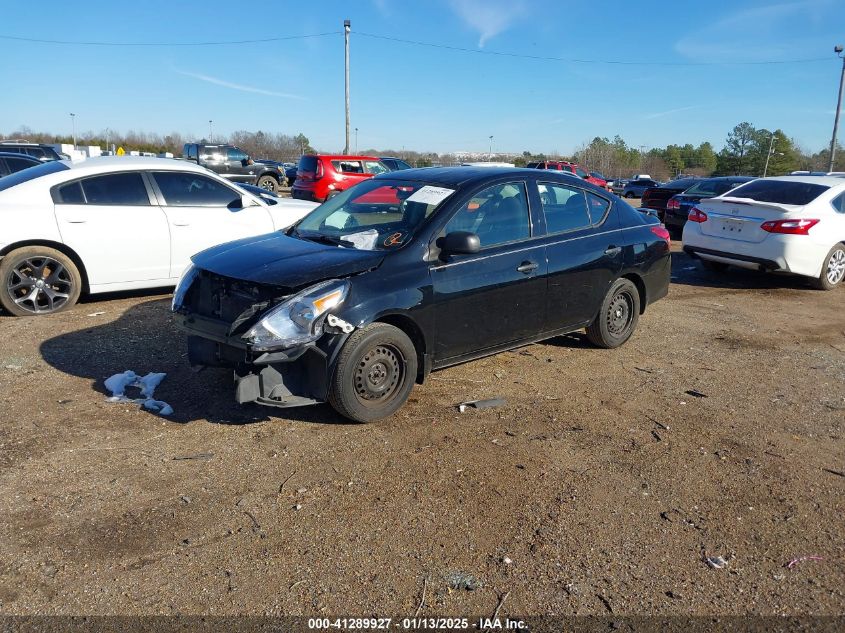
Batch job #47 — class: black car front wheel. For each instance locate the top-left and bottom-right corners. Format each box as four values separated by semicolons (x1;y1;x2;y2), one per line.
624;192;636;199
0;246;82;316
586;278;640;348
328;323;417;422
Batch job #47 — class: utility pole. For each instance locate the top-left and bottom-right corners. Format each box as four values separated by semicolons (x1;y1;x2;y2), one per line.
344;19;351;155
489;135;493;156
828;45;845;172
70;113;76;149
763;132;776;177
209;120;213;143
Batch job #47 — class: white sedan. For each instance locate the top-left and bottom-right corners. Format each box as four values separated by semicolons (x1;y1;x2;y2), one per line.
682;175;845;290
0;156;318;315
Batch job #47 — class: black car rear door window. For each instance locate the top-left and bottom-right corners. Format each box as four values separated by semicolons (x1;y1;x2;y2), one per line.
444;182;530;247
80;173;150;205
538;183;592;233
153;171;241;207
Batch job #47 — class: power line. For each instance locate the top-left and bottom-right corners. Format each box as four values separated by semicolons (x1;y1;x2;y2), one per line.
356;31;831;67
0;31;341;46
0;28;832;67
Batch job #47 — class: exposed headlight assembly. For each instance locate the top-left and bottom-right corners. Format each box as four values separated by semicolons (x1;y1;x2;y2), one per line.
171;263;199;312
243;279;350;350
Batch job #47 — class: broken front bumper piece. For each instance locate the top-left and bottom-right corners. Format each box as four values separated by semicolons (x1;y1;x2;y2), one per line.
177;311;357;409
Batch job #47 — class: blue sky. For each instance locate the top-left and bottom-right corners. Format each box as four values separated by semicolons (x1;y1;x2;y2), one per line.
1;0;843;155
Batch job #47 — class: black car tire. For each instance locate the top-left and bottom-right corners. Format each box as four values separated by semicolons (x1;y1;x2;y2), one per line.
328;322;418;423
810;243;845;290
585;278;640;349
256;175;279;192
701;259;729;273
0;246;82;316
625;192;636;199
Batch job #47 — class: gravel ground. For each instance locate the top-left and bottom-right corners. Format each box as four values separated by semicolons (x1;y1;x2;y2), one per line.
0;244;843;617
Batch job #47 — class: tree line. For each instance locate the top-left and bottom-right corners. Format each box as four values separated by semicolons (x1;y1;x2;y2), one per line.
2;122;842;179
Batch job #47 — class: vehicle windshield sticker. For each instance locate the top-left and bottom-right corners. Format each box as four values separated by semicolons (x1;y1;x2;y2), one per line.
324;210;351;229
406;185;455;206
343;228;379;250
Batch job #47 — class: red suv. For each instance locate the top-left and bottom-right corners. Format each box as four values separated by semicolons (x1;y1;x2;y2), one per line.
292;155;389;202
527;160;609;190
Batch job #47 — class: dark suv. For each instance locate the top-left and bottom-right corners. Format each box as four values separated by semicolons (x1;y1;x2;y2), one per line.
182;143;285;192
0;142;63;162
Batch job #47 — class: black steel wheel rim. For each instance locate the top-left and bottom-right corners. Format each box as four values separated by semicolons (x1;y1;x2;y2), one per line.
353;344;404;407
606;289;634;337
6;256;73;314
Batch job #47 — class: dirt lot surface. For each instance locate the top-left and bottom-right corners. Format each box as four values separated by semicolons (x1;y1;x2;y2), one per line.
1;244;843;618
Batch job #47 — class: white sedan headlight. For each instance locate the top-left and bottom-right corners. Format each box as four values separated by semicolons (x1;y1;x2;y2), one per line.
243;279;350;350
171;263;199;311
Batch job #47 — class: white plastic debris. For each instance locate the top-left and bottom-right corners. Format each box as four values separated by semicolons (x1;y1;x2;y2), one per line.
105;370;172;415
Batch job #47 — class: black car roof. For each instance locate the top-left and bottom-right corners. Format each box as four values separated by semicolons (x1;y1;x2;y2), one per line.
374;166;610;194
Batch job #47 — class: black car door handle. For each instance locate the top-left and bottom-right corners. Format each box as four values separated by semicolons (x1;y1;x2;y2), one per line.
516;261;539;274
604;246;622;256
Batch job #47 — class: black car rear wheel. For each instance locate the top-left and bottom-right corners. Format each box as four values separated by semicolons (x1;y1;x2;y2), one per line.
328;323;417;422
586;278;640;348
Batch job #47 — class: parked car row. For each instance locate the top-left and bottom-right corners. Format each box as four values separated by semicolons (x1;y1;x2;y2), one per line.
525;160;610;190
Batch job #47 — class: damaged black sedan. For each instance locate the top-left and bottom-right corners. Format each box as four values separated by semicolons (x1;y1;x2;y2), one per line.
172;167;670;422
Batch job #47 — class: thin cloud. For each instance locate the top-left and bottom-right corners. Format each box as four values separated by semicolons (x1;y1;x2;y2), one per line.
174;69;306;99
675;0;833;62
644;105;700;120
449;0;527;47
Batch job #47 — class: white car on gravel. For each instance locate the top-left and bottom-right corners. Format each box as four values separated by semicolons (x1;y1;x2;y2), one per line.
0;156;318;315
682;175;845;290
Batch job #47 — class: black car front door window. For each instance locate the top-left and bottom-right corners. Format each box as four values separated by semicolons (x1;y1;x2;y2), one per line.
443;182;530;247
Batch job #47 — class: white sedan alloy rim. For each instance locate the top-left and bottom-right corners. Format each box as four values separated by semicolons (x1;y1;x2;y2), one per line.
826;248;845;285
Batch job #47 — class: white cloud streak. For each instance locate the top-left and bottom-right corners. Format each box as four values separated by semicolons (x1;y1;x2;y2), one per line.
449;0;527;47
675;0;833;62
643;105;700;120
174;69;306;100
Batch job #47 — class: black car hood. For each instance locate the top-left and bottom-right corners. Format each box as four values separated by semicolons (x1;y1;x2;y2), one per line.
192;232;385;288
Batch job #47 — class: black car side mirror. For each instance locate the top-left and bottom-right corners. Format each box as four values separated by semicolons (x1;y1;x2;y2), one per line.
438;231;481;258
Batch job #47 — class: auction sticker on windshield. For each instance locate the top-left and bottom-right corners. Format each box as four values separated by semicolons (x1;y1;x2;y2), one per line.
406;185;455;206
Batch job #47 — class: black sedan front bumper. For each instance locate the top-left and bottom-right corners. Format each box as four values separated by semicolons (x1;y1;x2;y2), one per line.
175;312;340;409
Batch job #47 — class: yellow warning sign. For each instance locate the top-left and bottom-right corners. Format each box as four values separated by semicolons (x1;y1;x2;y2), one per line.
116;146;125;156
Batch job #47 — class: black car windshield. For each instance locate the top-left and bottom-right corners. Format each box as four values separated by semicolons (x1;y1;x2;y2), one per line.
725;180;830;205
684;180;743;197
292;179;456;250
0;160;69;192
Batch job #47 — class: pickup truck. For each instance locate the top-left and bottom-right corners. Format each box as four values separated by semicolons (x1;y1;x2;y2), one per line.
182;143;286;192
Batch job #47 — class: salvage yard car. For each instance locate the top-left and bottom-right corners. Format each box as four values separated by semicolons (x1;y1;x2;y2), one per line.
682;175;845;289
0;157;317;316
172;167;671;422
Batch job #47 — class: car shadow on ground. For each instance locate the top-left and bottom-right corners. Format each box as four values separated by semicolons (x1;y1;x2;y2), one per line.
669;248;817;292
38;298;352;426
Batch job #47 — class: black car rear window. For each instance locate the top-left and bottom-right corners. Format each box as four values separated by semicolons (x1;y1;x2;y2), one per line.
726;180;830;205
0;160;68;192
298;156;318;172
